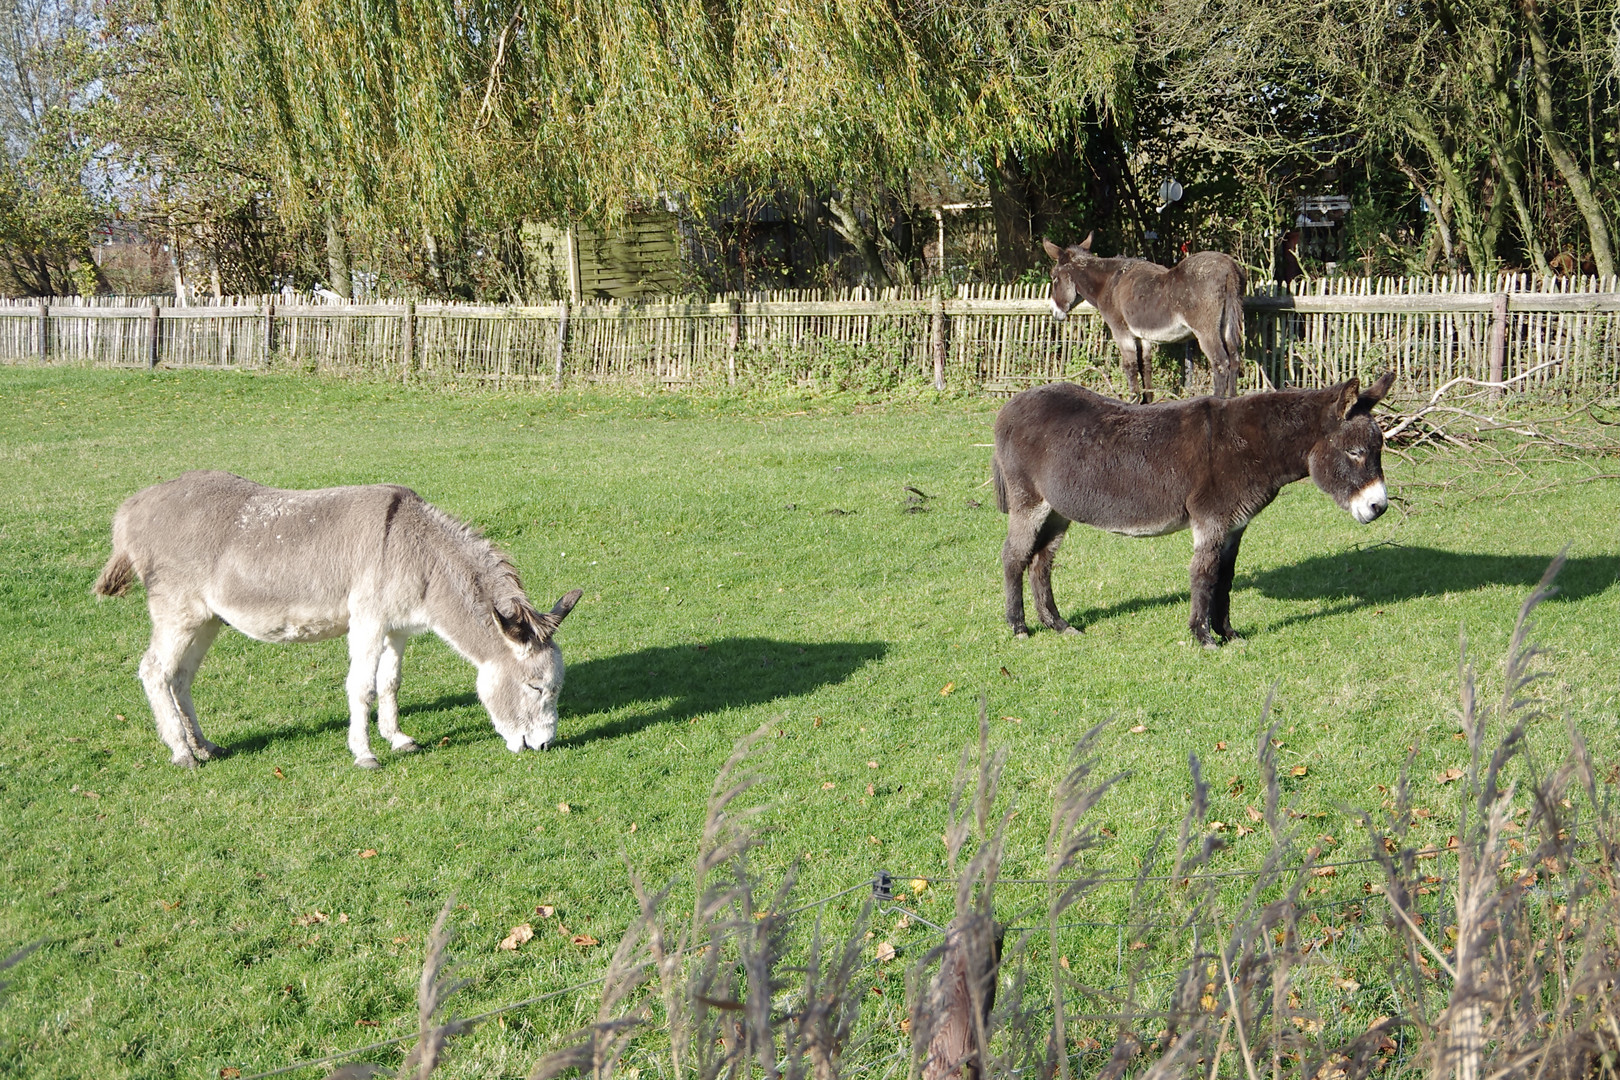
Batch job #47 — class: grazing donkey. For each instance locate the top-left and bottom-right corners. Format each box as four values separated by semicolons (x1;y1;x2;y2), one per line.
1043;235;1246;401
993;373;1394;646
93;471;582;767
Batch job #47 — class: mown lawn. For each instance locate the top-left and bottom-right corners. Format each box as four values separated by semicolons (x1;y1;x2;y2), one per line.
0;367;1616;1079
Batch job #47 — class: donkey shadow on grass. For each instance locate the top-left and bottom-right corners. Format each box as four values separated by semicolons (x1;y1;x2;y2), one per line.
1060;545;1618;636
224;638;884;758
554;638;887;748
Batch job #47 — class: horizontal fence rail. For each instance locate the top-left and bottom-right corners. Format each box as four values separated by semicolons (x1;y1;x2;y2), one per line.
2;273;1618;397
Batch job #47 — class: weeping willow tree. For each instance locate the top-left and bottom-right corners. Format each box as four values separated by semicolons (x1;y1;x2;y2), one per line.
159;0;1137;295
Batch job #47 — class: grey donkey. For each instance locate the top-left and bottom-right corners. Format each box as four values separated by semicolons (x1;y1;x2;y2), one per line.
93;471;582;768
1044;234;1247;401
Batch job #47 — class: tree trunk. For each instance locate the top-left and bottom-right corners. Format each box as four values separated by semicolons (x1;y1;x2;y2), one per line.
825;193;892;288
989;154;1037;279
1496;148;1551;276
325;207;353;299
1519;0;1616;277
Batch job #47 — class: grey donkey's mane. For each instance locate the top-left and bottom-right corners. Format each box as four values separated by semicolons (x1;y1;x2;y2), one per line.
411;495;535;621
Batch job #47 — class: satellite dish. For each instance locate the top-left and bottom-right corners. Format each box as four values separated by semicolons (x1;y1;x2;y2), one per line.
1158;180;1184;204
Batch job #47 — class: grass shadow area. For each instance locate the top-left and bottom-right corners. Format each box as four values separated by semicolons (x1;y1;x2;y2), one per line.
1243;544;1620;627
558;637;887;746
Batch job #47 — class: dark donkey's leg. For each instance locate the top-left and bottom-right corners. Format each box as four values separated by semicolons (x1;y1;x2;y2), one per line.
1186;521;1232;648
1210;525;1247;641
1002;502;1060;638
1028;515;1079;635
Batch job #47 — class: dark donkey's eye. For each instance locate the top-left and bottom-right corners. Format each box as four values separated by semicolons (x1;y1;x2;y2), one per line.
1347;448;1366;463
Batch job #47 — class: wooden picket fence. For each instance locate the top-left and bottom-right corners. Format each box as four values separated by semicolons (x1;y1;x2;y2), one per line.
1;274;1617;398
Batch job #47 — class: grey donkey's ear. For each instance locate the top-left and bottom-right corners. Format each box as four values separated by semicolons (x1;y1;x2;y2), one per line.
495;589;582;646
1042;238;1065;263
531;588;584;641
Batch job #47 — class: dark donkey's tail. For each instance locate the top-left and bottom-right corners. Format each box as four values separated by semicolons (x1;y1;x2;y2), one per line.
992;454;1009;514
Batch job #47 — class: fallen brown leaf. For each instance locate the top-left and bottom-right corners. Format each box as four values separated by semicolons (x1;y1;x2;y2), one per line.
1215;741;1227;751
821;781;835;789
356;1019;379;1027
272;767;285;780
571;934;599;947
535;905;555;917
867;760;878;769
295;910;328;927
940;682;955;696
557;802;571;813
359;849;377;859
874;941;896;962
1246;805;1263;823
1291;765;1309;778
220;1070;241;1079
1129;724;1147;734
1312;866;1338;878
1436;767;1464;784
438;736;450;746
498;923;534;951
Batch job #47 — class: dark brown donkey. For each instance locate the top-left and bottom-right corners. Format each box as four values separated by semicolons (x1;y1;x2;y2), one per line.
1043;235;1246;401
993;373;1394;646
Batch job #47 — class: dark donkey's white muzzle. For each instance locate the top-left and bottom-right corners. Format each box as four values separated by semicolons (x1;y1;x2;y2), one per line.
1350;479;1388;523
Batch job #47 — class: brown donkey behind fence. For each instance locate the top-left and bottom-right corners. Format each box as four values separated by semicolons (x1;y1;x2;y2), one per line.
1044;235;1247;401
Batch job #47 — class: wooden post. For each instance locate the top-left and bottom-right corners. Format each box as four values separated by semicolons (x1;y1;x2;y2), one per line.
554;302;570;390
147;304;161;369
565;225;582;305
930;290;946;391
263;298;276;363
37;302;47;363
726;297;741;386
402;300;416;383
1487;291;1509;399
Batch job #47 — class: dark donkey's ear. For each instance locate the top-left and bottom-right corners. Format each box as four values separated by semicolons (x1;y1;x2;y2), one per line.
1333;378;1362;419
1077;230;1094;253
1355;371;1396;413
530;588;584;642
1042;238;1066;263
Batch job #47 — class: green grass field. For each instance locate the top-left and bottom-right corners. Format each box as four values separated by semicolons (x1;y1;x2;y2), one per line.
1;367;1616;1079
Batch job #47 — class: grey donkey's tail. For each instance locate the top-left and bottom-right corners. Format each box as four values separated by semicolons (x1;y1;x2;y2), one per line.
93;550;135;597
992;454;1008;514
1222;272;1246;359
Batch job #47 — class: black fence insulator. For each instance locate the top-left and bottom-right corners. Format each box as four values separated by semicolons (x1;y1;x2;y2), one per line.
872;869;894;902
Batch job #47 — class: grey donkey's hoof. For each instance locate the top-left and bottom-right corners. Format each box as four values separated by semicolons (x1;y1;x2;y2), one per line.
170;754;199;769
1014;629;1030;640
392;740;419;754
355;755;382;770
194;742;229;761
1060;625;1084;637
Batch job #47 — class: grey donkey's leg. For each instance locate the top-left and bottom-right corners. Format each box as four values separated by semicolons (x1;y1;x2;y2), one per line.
1028;516;1080;635
171;618;227;760
345;620;388;768
1194;326;1238;398
138;612;218;766
374;630;418;753
1186;521;1228;648
1210;526;1247;641
1114;337;1142;401
1137;340;1155;403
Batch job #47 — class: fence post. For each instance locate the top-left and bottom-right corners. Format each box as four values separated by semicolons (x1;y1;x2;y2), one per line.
37;302;47;363
554;301;570;390
1487;291;1509;399
402;300;416;383
727;297;741;387
263;298;276;364
930;290;946;391
147;304;161;369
